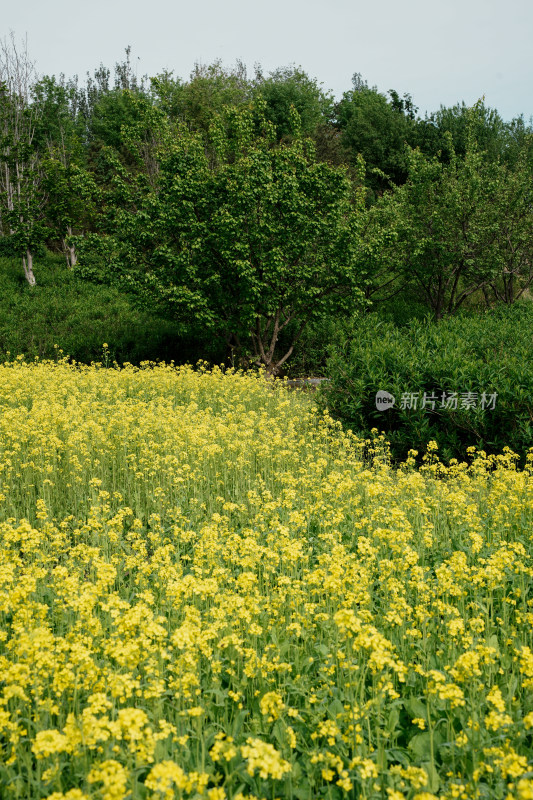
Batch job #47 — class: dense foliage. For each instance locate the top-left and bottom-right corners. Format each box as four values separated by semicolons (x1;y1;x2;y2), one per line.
319;301;533;466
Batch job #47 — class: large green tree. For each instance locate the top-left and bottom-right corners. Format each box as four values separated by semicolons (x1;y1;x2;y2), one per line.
415;100;532;168
31;75;98;266
151;60;252;133
335;74;418;196
252;64;334;142
480;144;533;305
363;113;533;319
76;100;368;373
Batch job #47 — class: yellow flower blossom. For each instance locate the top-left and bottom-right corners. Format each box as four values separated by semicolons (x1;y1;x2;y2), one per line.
240;737;291;780
88;760;129;800
259;691;285;721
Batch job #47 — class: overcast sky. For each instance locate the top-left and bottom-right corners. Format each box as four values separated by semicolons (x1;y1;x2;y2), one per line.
4;0;532;121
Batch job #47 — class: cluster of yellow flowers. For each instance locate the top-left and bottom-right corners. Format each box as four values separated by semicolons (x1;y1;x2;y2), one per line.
0;359;532;799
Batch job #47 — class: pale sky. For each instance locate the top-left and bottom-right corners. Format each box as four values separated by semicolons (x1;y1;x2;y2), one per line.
4;0;532;121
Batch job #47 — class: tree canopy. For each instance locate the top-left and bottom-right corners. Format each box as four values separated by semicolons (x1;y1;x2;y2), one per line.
75;99;368;374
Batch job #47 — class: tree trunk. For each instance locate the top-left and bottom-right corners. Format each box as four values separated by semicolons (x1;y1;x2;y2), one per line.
482;285;492;309
0;34;41;288
64;227;77;268
22;248;36;286
68;244;77;268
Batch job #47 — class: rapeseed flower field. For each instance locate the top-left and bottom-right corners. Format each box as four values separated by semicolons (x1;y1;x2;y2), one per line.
0;359;532;800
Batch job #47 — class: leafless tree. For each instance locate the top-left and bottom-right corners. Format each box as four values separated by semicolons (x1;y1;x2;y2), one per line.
0;32;43;286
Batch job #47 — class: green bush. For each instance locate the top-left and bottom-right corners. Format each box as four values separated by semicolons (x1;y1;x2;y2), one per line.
0;254;225;365
318;301;533;466
370;289;436;328
278;288;433;379
277;315;350;378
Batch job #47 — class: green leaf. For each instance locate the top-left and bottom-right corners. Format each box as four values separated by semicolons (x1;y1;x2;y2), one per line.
408;731;432;759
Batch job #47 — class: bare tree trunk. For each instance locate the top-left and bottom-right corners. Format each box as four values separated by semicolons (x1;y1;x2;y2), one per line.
22;248;36;286
64;226;77;268
68;243;77;268
0;33;41;286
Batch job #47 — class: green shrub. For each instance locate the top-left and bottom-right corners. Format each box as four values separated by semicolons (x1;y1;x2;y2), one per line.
318;301;533;466
277;315;352;378
370;290;434;328
278;288;432;379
